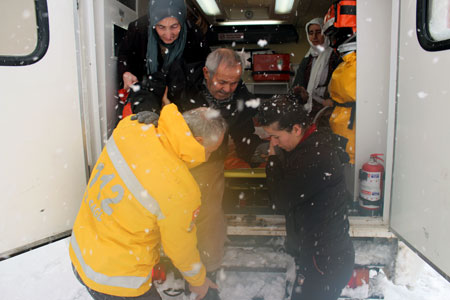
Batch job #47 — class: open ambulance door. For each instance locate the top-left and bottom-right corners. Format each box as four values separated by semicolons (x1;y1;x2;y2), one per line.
0;0;88;256
0;0;137;257
388;0;450;280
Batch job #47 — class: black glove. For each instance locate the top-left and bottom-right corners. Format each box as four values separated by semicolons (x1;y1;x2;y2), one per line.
127;82;161;114
130;111;159;126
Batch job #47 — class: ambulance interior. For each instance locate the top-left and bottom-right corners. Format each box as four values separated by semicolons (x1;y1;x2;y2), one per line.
81;0;396;241
166;0;377;220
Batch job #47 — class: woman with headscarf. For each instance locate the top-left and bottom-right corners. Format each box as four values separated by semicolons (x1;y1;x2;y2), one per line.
117;0;210;112
292;17;341;119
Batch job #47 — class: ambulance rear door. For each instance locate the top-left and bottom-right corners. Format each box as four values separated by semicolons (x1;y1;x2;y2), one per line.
389;0;450;280
0;0;88;255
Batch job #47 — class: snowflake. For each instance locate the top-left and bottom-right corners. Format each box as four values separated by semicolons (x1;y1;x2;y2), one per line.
257;39;268;47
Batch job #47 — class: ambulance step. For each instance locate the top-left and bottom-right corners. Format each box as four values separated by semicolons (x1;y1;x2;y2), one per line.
222;265;287;273
338;297;384;300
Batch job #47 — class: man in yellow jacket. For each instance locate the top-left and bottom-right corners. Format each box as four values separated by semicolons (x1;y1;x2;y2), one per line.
328;50;356;165
69;103;226;300
323;1;357;204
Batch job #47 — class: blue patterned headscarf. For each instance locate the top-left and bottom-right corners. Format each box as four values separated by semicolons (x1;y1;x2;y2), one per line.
147;0;187;74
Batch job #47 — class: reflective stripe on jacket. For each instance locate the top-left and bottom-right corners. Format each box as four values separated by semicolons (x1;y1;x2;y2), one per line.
328;51;356;164
69;104;206;297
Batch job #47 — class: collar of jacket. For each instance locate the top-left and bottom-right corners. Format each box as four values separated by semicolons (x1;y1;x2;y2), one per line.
200;80;247;106
290;126;322;154
341;50;356;63
156;104;206;168
300;124;317;144
200;82;234;108
281;127;349;164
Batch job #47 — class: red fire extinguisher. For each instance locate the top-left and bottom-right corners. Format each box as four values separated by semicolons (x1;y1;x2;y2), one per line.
359;153;384;216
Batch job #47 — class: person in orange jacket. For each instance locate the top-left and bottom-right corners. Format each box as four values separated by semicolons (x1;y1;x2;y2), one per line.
69;103;226;300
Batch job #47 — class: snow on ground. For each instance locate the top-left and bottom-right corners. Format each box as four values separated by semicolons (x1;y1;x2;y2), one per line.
379;242;450;300
0;238;90;300
0;237;449;300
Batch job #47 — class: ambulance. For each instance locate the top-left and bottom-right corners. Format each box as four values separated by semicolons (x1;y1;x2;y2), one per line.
0;0;449;297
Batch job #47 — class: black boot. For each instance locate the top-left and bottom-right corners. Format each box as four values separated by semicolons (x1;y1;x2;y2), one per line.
290;272;306;300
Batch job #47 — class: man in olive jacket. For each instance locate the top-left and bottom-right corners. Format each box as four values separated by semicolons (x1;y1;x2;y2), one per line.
133;49;266;285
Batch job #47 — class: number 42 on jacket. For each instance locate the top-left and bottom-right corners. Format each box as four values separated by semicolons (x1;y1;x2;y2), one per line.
84;163;125;221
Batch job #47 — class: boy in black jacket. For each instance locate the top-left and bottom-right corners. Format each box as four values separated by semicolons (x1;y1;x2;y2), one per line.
258;96;354;300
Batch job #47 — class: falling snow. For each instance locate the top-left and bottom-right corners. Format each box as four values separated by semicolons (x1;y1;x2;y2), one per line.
22;10;31;19
130;84;140;92
257;39;268;47
245;98;261;108
417;91;428;99
204;108;220;119
3;3;450;300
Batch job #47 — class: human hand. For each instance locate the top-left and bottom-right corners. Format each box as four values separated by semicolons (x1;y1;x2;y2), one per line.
299;87;309;102
268;139;276;156
323;98;334;107
189;277;218;300
251;142;270;163
123;72;138;91
130;111;159;125
161;86;171;107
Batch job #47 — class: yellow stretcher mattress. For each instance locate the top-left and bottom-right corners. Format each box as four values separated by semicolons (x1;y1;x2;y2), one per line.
224;168;266;178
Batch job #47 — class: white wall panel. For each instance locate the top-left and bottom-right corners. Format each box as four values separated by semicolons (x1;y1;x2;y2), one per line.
391;0;450;278
0;0;87;254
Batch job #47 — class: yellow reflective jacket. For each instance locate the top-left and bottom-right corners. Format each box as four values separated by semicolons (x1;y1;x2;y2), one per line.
328;51;356;164
69;104;206;297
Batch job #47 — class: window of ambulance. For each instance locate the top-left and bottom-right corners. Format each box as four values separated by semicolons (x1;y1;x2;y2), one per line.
417;0;450;51
0;0;49;66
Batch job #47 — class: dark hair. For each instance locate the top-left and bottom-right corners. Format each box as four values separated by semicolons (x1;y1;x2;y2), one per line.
257;95;311;131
